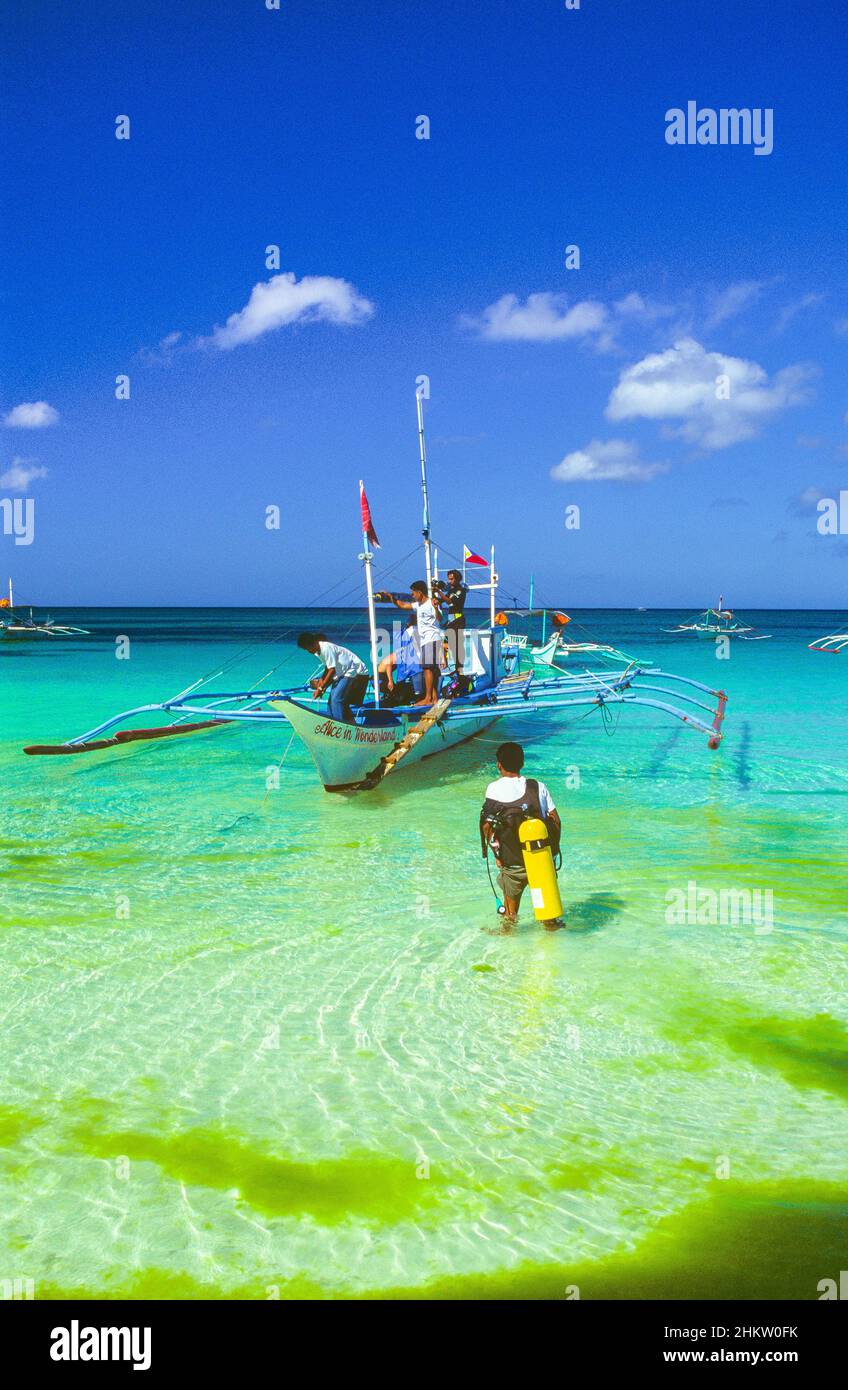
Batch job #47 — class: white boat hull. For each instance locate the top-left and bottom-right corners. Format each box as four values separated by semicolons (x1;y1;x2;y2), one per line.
272;697;495;791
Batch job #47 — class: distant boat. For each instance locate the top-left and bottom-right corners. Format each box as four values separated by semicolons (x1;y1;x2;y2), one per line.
496;582;637;669
498;621;636;671
809;628;848;654
663;596;771;641
0;578;89;640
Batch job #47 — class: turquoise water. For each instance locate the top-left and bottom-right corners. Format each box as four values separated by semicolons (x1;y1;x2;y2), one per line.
2;608;847;1299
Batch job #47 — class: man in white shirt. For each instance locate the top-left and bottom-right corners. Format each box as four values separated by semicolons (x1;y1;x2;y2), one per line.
297;632;369;723
480;741;562;928
376;580;448;705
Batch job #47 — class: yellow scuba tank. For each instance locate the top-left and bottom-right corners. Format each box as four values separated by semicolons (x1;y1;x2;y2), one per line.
518;818;563;921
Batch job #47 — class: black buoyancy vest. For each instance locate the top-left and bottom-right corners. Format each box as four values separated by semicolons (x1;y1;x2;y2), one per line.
445;584;467;623
480;778;560;867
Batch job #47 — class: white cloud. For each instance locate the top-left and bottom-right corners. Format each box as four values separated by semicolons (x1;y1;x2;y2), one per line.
613;292;678;323
200;272;375;350
791;486;826;516
0;457;48;489
775;292;824;333
137;330;185;366
704;281;767;330
551;438;669;483
4;401;59;428
464;292;608;342
606;338;814;449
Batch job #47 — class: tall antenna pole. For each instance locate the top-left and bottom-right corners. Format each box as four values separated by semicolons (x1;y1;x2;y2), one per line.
358;481;381;709
416;391;433;591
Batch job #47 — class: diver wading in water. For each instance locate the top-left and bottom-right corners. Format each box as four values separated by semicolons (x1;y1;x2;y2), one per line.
480;742;564;930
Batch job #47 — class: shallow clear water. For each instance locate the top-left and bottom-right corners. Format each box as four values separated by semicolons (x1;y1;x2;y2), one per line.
2;608;847;1299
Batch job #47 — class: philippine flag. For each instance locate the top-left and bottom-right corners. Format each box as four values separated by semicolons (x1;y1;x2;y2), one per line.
463;545;488;566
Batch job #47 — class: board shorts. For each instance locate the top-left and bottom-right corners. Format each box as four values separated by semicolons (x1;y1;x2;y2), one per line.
420;639;445;670
497;863;528;900
444;619;465;666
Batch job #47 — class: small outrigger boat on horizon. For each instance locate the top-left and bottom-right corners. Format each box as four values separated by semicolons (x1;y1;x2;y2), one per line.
663;596;771;642
1;579;90;640
496;585;638;670
23;400;728;788
499;623;639;671
808;628;848;654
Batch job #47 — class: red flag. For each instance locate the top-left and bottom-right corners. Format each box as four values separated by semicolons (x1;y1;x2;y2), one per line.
463;545;488;566
359;481;380;547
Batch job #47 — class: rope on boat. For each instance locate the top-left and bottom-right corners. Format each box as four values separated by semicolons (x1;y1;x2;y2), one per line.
430;538;627;659
259;729;298;812
166;544;425;704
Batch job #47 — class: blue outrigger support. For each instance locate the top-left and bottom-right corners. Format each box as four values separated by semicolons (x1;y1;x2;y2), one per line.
24;663;728;756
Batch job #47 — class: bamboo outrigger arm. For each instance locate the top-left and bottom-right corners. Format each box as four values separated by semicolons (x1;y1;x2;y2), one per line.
23;666;728;758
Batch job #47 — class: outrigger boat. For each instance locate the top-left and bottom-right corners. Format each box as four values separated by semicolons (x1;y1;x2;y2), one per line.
1;579;90;640
808;629;848;654
23;399;728;787
663;596;771;641
497;584;637;670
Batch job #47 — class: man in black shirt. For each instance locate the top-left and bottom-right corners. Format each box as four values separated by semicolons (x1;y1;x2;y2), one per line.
442;568;468;676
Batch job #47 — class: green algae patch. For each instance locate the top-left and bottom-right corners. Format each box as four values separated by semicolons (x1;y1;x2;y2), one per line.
537;1163;595;1192
29;1181;848;1301
35;1270;329;1301
724;1012;848;1102
75;1125;442;1224
374;1180;848;1300
545;1149;646;1192
0;1104;40;1146
662;1000;848;1104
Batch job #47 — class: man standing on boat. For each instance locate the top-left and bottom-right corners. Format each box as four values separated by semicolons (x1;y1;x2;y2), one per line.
441;568;468;678
375;581;447;705
297;632;369;724
480;742;563;929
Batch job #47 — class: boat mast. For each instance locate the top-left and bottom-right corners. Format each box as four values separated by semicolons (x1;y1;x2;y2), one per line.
529;572;547;643
489;544;497;629
416;392;433;591
358;481;381;709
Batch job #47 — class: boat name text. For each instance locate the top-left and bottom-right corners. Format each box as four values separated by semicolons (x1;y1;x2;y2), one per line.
312;719;395;744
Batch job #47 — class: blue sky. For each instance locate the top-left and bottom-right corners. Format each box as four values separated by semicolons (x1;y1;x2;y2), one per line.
1;0;846;607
